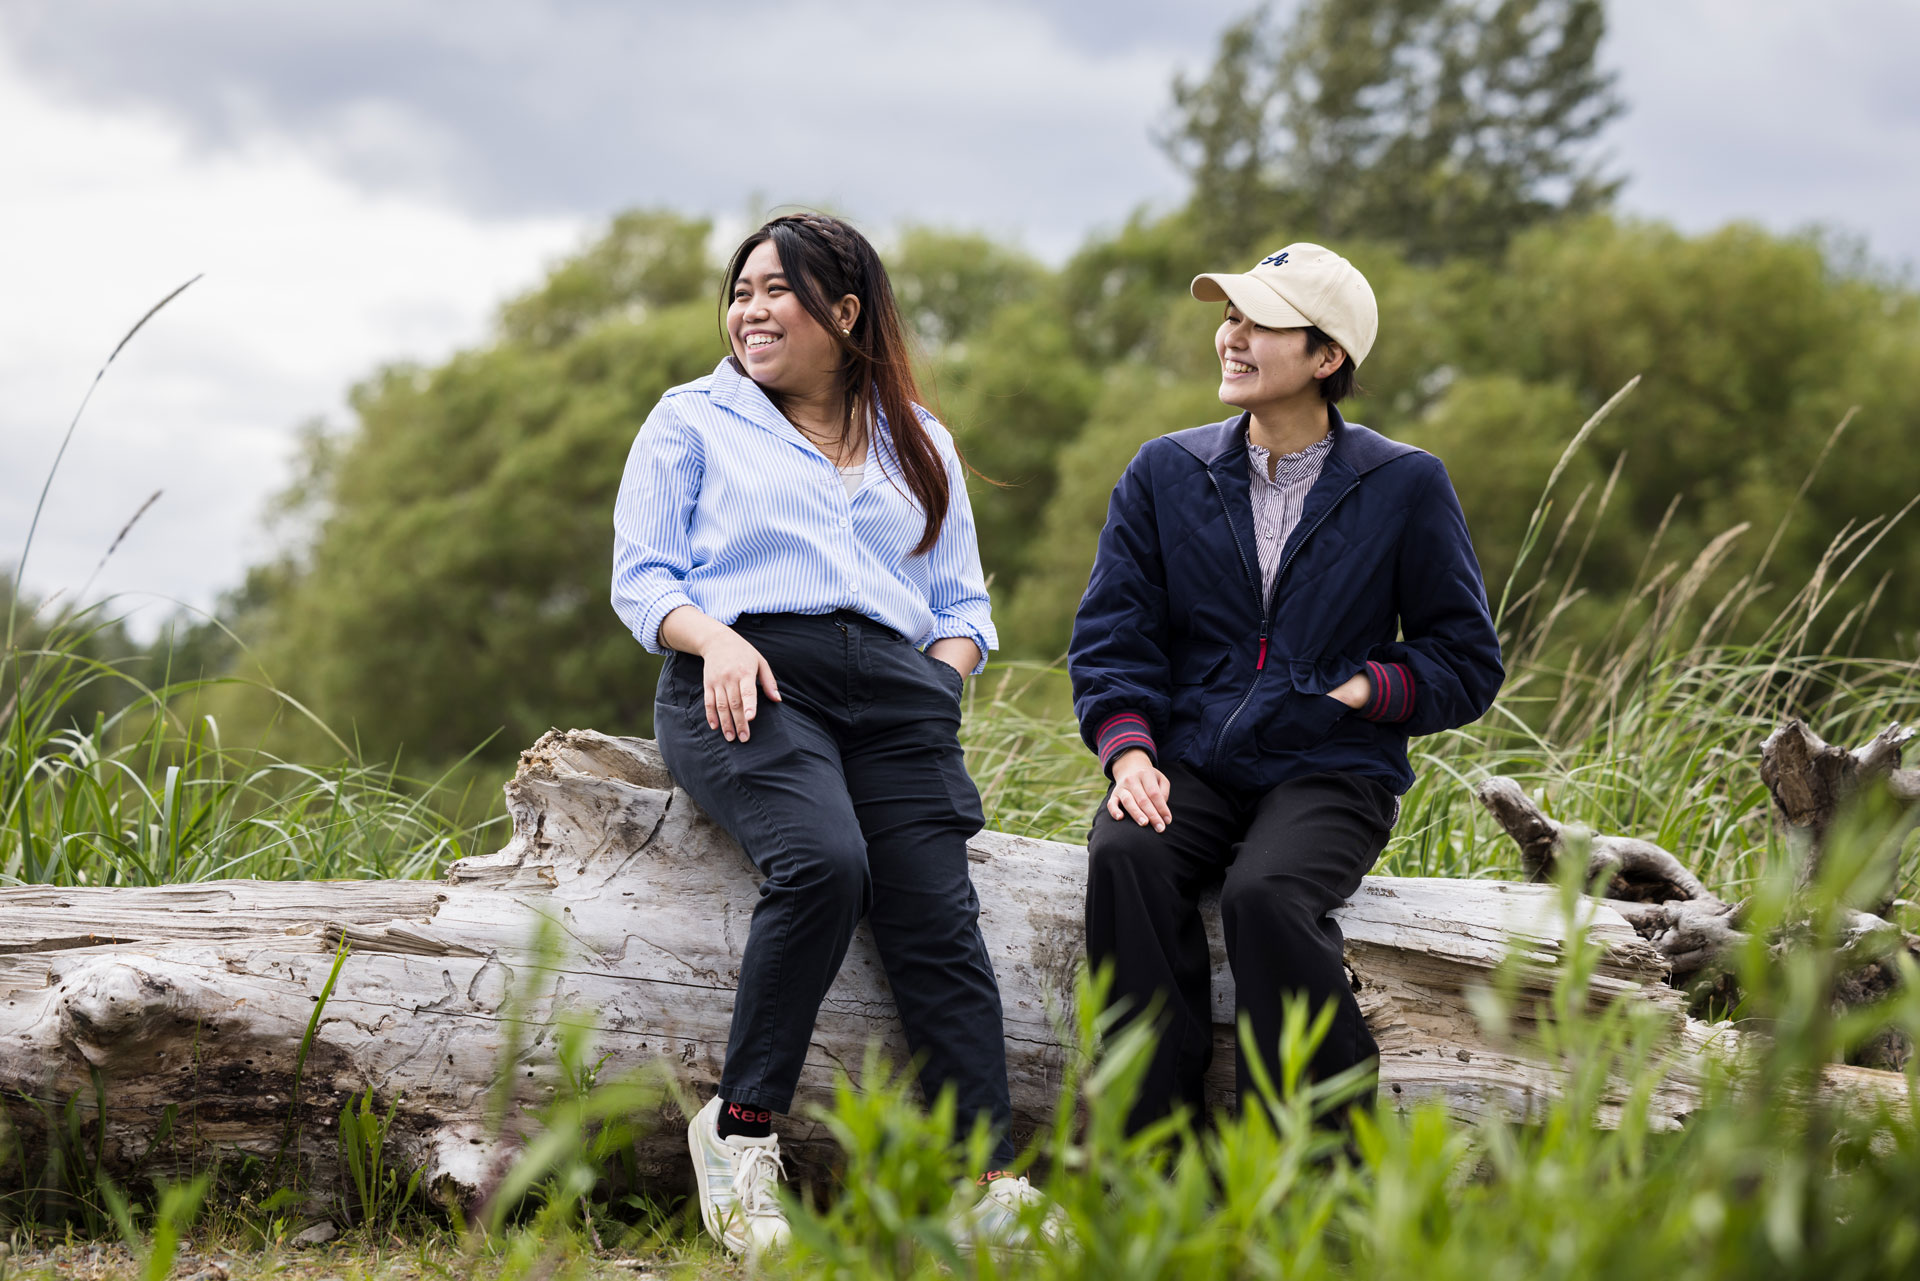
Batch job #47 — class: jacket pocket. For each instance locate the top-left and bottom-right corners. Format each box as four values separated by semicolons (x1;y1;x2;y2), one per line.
1172;645;1230;686
1246;687;1349;756
1288;658;1362;697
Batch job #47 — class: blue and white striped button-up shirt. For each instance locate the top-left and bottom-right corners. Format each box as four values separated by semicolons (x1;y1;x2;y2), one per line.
612;358;997;672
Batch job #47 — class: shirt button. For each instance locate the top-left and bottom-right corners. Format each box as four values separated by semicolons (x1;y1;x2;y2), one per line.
839;517;850;529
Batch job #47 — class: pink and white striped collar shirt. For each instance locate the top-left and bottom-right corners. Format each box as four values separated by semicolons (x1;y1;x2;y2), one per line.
1247;430;1335;597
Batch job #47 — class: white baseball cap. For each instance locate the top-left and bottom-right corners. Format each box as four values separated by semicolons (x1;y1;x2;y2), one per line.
1191;243;1378;367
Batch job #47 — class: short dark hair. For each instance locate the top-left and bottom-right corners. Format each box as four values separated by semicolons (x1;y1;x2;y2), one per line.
1304;326;1361;404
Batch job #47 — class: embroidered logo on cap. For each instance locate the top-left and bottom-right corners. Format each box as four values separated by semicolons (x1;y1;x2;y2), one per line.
1259;251;1290;267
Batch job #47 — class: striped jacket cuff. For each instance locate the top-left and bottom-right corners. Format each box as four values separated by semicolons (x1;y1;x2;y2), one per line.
1358;661;1415;723
1095;712;1157;774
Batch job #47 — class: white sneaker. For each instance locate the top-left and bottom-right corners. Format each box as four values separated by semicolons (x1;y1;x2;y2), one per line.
952;1174;1067;1254
688;1096;791;1258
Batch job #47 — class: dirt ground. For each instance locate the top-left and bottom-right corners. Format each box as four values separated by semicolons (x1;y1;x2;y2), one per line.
0;1234;742;1280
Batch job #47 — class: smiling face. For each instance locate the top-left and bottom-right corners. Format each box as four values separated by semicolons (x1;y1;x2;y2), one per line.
1215;304;1346;413
726;238;859;405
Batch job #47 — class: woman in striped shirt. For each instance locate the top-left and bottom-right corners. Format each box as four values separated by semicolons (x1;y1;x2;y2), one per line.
612;213;1040;1257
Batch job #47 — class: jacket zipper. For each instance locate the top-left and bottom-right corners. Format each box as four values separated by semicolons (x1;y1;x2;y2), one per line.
1205;473;1266;764
1206;473;1360;764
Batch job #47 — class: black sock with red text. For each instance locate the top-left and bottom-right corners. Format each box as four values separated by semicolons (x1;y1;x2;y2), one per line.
716;1099;774;1140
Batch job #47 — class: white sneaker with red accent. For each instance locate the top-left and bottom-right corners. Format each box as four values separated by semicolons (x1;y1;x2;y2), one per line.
953;1173;1067;1255
688;1096;791;1258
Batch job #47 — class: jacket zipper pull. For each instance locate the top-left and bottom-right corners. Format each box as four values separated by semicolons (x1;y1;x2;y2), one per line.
1256;634;1269;671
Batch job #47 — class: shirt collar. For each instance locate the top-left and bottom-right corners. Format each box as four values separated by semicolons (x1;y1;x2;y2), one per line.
708;356;901;488
1247;428;1334;487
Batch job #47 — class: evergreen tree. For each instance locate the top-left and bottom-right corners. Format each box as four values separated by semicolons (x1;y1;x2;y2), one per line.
1165;0;1622;261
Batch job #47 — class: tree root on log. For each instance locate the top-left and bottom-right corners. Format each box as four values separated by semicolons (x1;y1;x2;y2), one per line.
1477;719;1920;1069
0;729;1909;1208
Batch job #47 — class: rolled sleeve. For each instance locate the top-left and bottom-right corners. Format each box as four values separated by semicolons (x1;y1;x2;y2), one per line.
611;400;705;655
922;441;997;674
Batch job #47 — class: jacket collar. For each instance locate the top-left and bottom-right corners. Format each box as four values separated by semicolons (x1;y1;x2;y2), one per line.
1168;405;1418;476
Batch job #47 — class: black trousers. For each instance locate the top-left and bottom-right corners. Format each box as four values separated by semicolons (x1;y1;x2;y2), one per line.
654;611;1014;1165
1085;762;1397;1133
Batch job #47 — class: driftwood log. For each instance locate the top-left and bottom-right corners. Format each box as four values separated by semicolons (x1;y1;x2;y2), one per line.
1476;719;1920;1068
0;729;1906;1207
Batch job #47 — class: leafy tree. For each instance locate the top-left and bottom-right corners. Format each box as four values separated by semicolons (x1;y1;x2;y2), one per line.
239;214;724;763
933;302;1101;597
1001;369;1227;658
1436;217;1920;651
887;228;1047;351
1165;0;1622;261
886;229;1093;597
497;209;715;348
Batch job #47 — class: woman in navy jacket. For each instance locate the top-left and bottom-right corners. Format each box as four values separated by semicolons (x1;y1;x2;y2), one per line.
1069;243;1502;1133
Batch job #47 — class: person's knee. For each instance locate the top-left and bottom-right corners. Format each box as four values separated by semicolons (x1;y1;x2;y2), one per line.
1087;816;1174;891
774;841;870;915
1219;866;1320;934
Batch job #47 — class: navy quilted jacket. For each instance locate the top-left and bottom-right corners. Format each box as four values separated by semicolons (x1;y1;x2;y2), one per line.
1068;408;1503;796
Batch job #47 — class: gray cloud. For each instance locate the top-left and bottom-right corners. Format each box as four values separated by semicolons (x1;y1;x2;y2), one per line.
2;0;1249;255
11;0;1916;269
6;0;1918;631
1605;0;1920;271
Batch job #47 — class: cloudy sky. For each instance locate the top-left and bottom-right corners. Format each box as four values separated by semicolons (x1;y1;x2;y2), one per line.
4;0;1918;635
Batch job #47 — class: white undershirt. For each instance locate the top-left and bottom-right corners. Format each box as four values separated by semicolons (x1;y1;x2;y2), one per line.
838;459;864;500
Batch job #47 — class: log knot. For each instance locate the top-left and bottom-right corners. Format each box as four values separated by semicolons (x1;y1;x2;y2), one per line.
55;959;192;1066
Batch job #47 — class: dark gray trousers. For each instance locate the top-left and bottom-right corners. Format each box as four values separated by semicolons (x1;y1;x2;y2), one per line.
654;611;1014;1165
1085;762;1397;1133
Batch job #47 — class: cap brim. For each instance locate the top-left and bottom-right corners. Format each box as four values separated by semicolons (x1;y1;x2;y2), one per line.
1190;273;1314;329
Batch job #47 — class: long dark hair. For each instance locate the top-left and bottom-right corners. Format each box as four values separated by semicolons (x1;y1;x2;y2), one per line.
722;213;950;556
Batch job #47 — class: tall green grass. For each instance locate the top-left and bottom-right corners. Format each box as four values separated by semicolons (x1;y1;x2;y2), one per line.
1;614;499;886
774;809;1920;1280
3;278;499;891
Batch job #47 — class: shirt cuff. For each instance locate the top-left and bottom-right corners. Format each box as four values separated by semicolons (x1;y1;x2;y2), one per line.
1358;661;1415;723
1095;712;1158;775
635;587;698;657
926;618;995;675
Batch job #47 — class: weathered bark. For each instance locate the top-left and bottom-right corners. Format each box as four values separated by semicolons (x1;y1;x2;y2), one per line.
1761;719;1918;887
1475;775;1743;980
1473;777;1719;905
1478;719;1920;1067
0;730;1904;1209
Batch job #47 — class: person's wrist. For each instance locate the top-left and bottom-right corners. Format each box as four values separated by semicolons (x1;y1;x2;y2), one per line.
928;636;980;674
686;618;732;659
1112;747;1151;776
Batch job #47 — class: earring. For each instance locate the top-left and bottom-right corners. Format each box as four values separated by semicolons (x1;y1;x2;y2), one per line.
841;327;851;335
